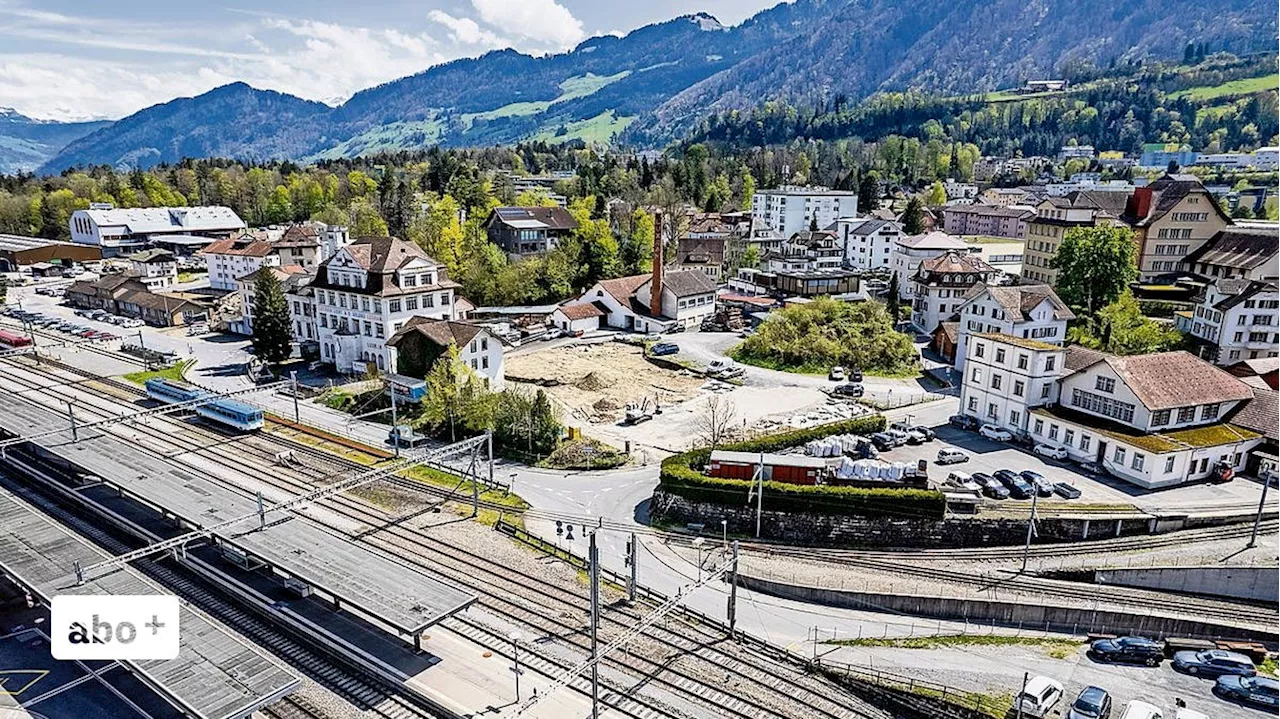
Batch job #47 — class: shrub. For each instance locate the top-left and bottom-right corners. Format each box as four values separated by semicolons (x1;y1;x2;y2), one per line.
733;297;919;375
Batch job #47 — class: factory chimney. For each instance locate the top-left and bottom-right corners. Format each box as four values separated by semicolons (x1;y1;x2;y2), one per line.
649;211;664;317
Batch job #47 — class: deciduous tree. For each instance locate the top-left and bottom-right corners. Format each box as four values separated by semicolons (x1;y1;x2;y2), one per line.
1051;225;1138;315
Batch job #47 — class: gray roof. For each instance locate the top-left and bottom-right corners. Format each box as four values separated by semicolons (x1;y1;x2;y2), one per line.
1182;227;1279;271
77;206;245;234
0;234;80;251
841;219;900;235
1230;388;1279;442
963;284;1075;321
661;268;718;297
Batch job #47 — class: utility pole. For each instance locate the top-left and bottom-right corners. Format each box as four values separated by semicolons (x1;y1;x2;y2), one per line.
65;400;77;441
256;491;266;530
1016;671;1028;719
1021;490;1039;574
389;381;399;458
508;631;522;701
1248;474;1272;548
754;453;764;538
290;371;300;424
589;531;600;719
626;532;637;602
727;540;739;635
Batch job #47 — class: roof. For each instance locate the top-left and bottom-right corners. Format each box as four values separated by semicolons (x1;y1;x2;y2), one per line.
386;315;485;350
944;204;1033;219
677;237;726;266
840;219;899;235
918;249;996;275
936;321;960;343
310;237;456;297
711;450;827;468
1123;174;1229;227
0;234;81;251
128;248;176;263
118;289;202;314
662;268;718;297
275;224;321;247
1064;345;1109;372
1182;227;1278;271
1230;357;1280;377
488;206;578;231
1229;388;1279;442
1210;279;1277;312
597;274;651;304
1070;351;1255;411
1031;405;1261;453
201;235;274;258
974;332;1062;351
964;284;1075;321
555;303;605;320
896;231;968;250
76;205;245;234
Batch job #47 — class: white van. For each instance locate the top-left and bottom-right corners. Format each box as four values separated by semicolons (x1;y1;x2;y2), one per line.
1120;701;1163;719
707;358;736;374
1015;676;1065;718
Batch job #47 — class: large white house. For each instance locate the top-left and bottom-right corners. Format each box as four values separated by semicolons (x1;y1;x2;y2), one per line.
563;265;717;334
1185;278;1280;365
386;316;504;390
69;205;245;255
961;333;1262;488
953;284;1074;371
1180;227;1279;282
751;186;857;238
908;249;997;333
201;234;280;291
127;249;179;289
833;218;902;271
890;231;968;302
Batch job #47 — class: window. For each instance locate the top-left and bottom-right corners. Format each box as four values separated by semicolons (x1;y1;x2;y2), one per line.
403;274;417;287
987;403;997;419
1041;384;1051;399
1201;403;1220;420
361;298;370;312
1176;406;1196;423
1095;376;1115;393
363;320;372;336
320;314;328;329
481;337;488;351
482;356;489;370
441;292;451;305
471;359;478;369
1013;380;1025;397
974;342;985;358
1033;419;1044;435
968;397;979;412
405;296;418;311
338;294;347;309
1080;435;1091;451
995;348;1006;363
1045;356;1056;371
1151;409;1171;427
470;340;477;353
1048;424;1059;441
1113;446;1125;464
971;368;982;383
1132;453;1145;471
992;375;1003;390
389;299;402;313
1071;389;1135;423
375;324;384;339
1017;354;1028;370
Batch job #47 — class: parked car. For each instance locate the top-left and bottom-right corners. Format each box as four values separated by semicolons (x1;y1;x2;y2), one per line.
1053;482;1082;499
1067;686;1112;719
979;424;1014;441
650;342;679;356
994;469;1035;499
832;383;864;398
1020;470;1055;497
890;422;934;442
943;471;982;495
1089;636;1165;666
1215;674;1279;709
1119;700;1163;719
972;473;1010;499
707;358;737;375
936;448;969;465
949;414;980;431
1172;650;1257;678
870;432;897;452
1034;443;1070;460
828;366;846;381
1015;676;1064;718
883;428;911;446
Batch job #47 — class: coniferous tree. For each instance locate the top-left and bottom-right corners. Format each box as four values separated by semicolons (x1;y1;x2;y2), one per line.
250;269;293;371
901;197;925;235
887;274;901;324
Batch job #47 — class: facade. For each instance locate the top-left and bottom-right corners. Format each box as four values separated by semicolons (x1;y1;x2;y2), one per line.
891;231;969;302
676;237;726;280
485;206;578;257
232;265;309;335
549;303;606;334
961;334;1260;488
273;225;323;269
69;205;245;255
1122;175;1233;280
834;218;902;271
562;240;718;333
201;234;280;291
127;249;179;289
979;188;1032;207
963;237;1024;276
1139;143;1197;169
386;316;504;390
953;284;1073;371
1023;191;1130;285
64;275;205;327
1180;227;1278;281
751;186;856;238
942;205;1032;239
768;230;843;272
908;250;997;333
1186;279;1280;365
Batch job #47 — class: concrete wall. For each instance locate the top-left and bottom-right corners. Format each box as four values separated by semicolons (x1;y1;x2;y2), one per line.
1095;566;1279;604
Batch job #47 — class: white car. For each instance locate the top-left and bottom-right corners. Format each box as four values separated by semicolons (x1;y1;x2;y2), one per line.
1015;676;1065;718
1120;700;1163;719
828;366;846;381
936;448;969;465
979;424;1014;442
707;359;737;376
943;471;982;495
1033;443;1069;460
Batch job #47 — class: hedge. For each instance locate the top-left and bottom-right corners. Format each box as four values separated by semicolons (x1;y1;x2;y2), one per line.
658;414;946;520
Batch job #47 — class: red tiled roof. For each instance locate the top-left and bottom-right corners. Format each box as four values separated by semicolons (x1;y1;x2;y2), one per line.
557;303;605;320
596;274;650;304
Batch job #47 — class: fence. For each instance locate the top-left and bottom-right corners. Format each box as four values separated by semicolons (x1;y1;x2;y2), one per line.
859;390;945;411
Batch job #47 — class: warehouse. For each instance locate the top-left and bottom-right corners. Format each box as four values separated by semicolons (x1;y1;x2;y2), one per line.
0;233;101;271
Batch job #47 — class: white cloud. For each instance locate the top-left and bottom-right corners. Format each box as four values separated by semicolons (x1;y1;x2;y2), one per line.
470;0;586;49
427;10;508;48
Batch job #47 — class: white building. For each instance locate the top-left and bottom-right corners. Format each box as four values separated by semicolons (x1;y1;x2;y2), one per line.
833;218;902;271
961;334;1261;488
751;186;857;238
1254;147;1279;171
1186;278;1280;365
1181;227;1278;282
201;234;280;291
891;231;969;302
943;180;979;200
953;284;1074;371
909;249;997;333
126;249;179;289
386;317;504;390
233;265;312;336
963;237;1025;277
563;266;717;334
768;230;843;272
69;205;245;255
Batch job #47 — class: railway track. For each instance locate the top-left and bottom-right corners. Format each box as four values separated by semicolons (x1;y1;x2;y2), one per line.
0;360;888;719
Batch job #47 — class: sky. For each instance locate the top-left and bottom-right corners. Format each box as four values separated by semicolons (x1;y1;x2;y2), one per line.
0;0;785;122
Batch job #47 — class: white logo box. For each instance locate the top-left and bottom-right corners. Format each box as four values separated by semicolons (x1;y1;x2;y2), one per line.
51;595;180;660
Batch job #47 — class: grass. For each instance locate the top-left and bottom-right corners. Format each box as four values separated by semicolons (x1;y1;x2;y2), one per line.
176;271;204;283
308;117;445;160
403;465;530;511
826;634;1081;659
122;359;193;385
530;111;636;145
1169;74;1279;100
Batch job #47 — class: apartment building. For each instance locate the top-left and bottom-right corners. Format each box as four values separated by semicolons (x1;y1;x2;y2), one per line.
908;250;997;333
751;186;857;238
1122;174;1232;280
1023;191;1129;286
1185;279;1280;365
833;218;902;271
201;234;279;291
942;205;1033;239
890;231;969;302
1180;227;1278;281
952;284;1073;371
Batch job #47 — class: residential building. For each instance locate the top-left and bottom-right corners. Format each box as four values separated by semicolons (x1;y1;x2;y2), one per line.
676;237;726;281
484;206;579;257
1058;145;1096;159
1023;191;1130;285
1139;143;1197;169
1122;174;1233;280
550;303;607;335
963;237;1024;277
961;334;1260;488
1185;278;1279;365
768;230;843;272
1180;227;1278;281
909;250;997;333
833;218;902;271
979;188;1032;208
565;265;717;334
1254;147;1279;171
386;317;504;390
273;225;323;269
309;236;462;374
751;186;856;237
942;204;1033;239
1226;357;1279;391
127;249;179;289
64;276;205;327
317;225;352;261
890;231;968;302
952;284;1074;371
1230;387;1278;478
943;180;979;200
725;227;784;275
232;265;310;335
68;205;245;255
201;234;280;291
285;275;319;347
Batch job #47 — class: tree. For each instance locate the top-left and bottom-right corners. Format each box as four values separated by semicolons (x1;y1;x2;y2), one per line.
421;345;471;442
1068;291;1184;355
738;167;756;211
858;172;879;214
621;208;654;273
1231;203;1254;219
887;274;901;323
1050;225;1138;315
250;269;293;370
348;198;389;237
741;245;761;269
734;296;917;374
901;197;925;235
809;216;819;231
926;181;947;206
695;395;737;450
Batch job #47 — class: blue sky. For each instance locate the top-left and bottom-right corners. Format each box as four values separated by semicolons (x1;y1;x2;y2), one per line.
0;0;784;121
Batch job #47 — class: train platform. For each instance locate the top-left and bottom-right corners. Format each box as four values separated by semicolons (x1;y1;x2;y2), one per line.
0;485;300;719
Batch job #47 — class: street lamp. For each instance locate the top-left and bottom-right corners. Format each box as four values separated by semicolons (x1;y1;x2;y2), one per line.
691;537;706;582
720;519;728;549
508;630;523;701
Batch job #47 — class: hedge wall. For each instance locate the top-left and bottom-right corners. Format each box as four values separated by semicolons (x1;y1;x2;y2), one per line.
659;415;947;520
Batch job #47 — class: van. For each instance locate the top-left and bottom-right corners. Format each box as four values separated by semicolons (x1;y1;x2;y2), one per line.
1119;700;1162;719
936;448;969;465
1014;676;1064;718
707;358;736;375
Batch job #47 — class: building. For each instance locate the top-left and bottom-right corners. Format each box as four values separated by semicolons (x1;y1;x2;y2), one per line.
952;284;1073;370
1139;143;1198;169
1254;147;1280;172
943;180;980;200
942;205;1032;239
1226;357;1279;390
1122;174;1233;280
833;218;902;271
751;186;856;238
68;205;245;255
63;276;205;327
549;302;607;335
890;231;969;302
386;316;503;390
979;188;1033;208
273;225;323;270
307;236;463;374
1059;145;1096;159
909;250;997;333
1022;80;1068;93
676;237;726;280
961;334;1261;488
0;234;100;272
201;234;280;291
485;206;578;257
1230;387;1278;479
1023;191;1130;285
963;237;1024;276
769;230;843;272
232;265;310;335
1185;278;1279;365
126;249;179;289
1180;227;1278;281
566;264;717;334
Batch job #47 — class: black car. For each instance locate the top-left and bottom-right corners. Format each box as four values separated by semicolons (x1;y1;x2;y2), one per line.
1019;470;1055;497
846;368;864;383
993;469;1035;499
1067;685;1112;719
870;432;896;452
650;342;679;356
832;382;865;398
1088;636;1164;666
1053;482;1082;499
949;414;980;430
972;473;1010;499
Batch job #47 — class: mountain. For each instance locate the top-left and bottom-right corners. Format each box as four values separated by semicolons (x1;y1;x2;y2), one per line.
0;109;111;174
35;0;1277;172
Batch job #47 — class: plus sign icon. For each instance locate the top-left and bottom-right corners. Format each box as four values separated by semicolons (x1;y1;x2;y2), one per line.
51;595;180;660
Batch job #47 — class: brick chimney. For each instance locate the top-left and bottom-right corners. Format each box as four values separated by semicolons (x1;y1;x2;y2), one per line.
650;211;664;317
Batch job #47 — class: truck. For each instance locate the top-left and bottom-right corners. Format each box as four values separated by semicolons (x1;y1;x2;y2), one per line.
388;425;430;448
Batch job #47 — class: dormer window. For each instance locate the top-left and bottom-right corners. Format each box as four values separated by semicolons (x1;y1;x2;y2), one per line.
404;274;417;288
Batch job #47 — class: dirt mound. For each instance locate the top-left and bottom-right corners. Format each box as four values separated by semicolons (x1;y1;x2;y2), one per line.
576;372;608;391
593;397;619;412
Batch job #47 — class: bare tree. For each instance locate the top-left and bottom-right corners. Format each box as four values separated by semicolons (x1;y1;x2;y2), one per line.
695;395;737;450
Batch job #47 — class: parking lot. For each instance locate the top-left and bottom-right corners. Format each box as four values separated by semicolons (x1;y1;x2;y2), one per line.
1;305;136;342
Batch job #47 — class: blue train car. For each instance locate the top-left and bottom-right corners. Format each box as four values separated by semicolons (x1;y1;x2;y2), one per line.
145;378;208;404
195;397;264;432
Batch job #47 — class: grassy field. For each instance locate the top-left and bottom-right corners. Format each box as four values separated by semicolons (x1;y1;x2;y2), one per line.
826;633;1082;659
309;118;445;160
531;110;636;145
459;71;631;129
123;359;193;385
1169;73;1279;100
